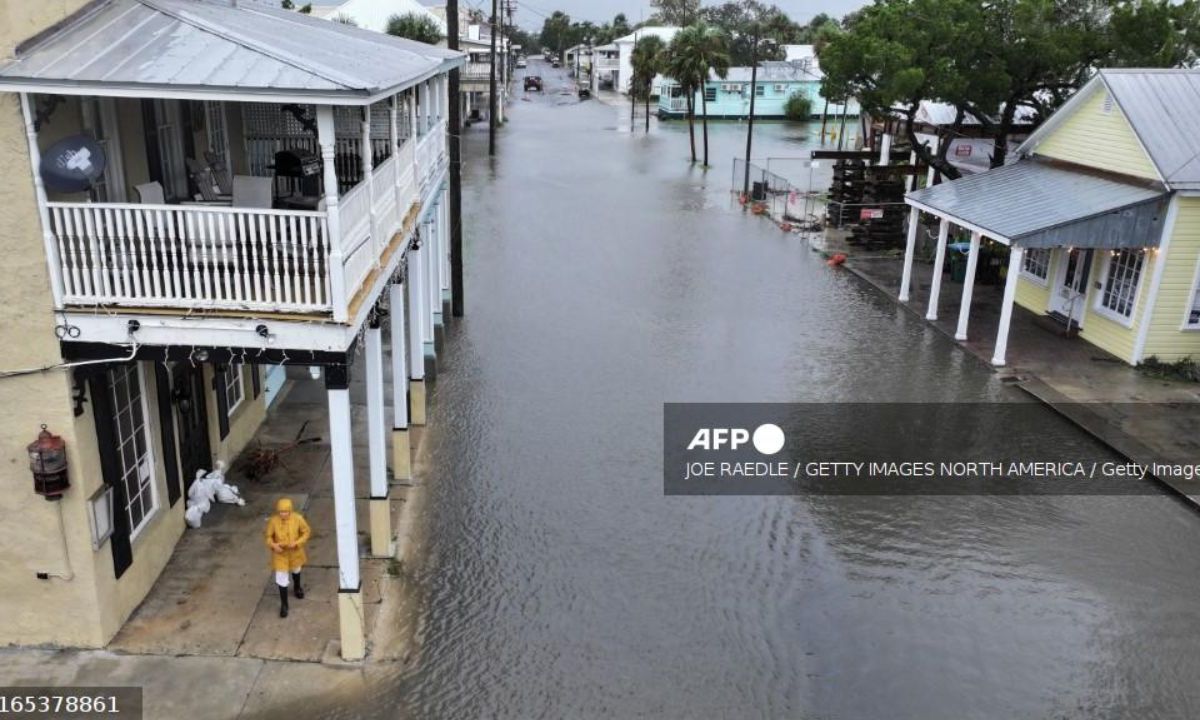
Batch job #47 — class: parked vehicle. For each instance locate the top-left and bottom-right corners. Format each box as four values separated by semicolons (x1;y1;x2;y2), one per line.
578;85;591;100
516;57;527;69
524;76;543;92
551;58;561;68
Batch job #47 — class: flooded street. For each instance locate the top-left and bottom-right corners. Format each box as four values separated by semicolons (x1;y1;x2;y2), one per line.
374;62;1200;719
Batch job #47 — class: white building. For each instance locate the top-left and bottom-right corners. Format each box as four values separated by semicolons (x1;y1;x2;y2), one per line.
615;26;680;96
310;0;446;35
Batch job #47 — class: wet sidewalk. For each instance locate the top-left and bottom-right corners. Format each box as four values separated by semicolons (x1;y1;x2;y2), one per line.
109;364;424;664
842;251;1200;503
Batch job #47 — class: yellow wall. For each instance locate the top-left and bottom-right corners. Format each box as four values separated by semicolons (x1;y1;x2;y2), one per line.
1076;250;1151;364
0;0;109;648
205;365;268;470
1032;86;1159;181
1142;198;1200;361
1013;252;1056;314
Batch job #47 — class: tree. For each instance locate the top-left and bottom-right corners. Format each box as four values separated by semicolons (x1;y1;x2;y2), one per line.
652;0;702;26
703;1;796;65
631;35;667;132
540;11;572;58
612;13;632;38
386;12;444;44
665;23;731;165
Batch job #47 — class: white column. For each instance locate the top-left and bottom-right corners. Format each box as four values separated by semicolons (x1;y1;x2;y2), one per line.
955;231;983;341
899;206;920;302
389;281;410;480
390;94;403;229
992;245;1024;366
317;106;347;322
440;191;451;303
407;246;427;425
326;369;364;660
19;94;65;308
926;136;940;186
878;132;892;165
362;107;379;266
925;218;950;321
365;320;391;557
908;150;918;192
423;219;436;344
430;206;443;327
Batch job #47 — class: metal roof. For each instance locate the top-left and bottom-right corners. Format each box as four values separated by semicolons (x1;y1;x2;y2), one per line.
717;62;820;83
0;0;463;104
1101;69;1200;190
907;160;1170;248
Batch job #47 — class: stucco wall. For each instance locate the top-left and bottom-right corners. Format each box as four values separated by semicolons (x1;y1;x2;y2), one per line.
0;0;114;648
205;365;268;470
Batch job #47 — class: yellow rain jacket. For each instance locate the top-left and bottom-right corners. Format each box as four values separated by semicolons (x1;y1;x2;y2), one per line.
265;498;311;572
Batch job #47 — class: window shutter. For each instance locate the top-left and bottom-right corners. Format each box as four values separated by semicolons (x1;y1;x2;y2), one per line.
154;363;182;508
213;365;230;440
87;367;134;579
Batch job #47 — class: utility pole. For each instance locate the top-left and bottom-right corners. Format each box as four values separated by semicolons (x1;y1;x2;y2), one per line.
741;26;761;199
489;0;498;156
449;0;464;316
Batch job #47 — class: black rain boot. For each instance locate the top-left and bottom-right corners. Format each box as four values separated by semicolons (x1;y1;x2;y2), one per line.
278;585;289;618
292;572;304;599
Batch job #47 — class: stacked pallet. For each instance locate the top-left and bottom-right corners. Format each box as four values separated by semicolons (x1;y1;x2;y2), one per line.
848;168;906;250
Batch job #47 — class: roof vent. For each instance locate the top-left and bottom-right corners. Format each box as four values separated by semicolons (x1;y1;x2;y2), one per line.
1101;92;1114;115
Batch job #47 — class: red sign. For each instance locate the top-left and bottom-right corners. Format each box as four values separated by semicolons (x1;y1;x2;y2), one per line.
860;208;884;220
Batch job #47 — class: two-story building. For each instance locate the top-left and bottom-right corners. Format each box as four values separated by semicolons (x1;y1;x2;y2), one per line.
0;0;462;661
900;69;1200;367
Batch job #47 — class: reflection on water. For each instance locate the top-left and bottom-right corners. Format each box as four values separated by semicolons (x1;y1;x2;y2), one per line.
345;66;1200;719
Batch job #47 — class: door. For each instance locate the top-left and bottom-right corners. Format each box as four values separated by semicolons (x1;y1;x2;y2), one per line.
1049;248;1093;328
171;362;212;494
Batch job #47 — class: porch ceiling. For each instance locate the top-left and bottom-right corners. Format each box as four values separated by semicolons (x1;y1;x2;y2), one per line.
0;0;464;104
906;159;1170;249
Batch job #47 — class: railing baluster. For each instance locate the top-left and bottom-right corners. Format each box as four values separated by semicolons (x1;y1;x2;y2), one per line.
268;215;282;304
155;209;172;300
116;209;134;299
299;213;312;307
214;211;230;303
185;210;200;301
285;214;298;307
133;209;151;299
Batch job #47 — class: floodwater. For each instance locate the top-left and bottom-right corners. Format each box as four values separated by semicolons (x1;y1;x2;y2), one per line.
362;62;1200;719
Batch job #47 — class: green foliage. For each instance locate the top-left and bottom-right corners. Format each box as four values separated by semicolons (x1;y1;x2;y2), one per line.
539;11;573;55
664;22;732;98
702;0;797;65
333;13;357;26
651;0;703;25
280;0;293;9
631;36;668;101
298;3;311;13
784;92;813;120
386;12;444;45
1140;355;1200;383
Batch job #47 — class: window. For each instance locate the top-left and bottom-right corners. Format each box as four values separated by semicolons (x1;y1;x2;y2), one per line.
79;98;125;202
773;84;787;93
755;84;766;97
225;364;244;416
1189;283;1200;327
203;101;230;169
704;87;717;103
107;364;156;539
1096;249;1144;321
1021;248;1052;283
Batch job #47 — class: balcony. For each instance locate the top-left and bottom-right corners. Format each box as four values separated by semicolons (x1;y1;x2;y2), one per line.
35;97;446;324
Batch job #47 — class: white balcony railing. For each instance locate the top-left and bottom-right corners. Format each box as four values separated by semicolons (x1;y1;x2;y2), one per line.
44;126;446;320
47;203;332;313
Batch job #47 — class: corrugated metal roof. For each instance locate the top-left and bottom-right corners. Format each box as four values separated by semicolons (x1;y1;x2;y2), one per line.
718;62;820;83
907;160;1169;248
0;0;463;102
1101;69;1200;190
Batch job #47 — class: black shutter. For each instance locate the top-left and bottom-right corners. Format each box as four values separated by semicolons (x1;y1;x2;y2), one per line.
87;367;133;580
141;100;162;186
154;363;181;508
213;365;230;440
250;363;261;399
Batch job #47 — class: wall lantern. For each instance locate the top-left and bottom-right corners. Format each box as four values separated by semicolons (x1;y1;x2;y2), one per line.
28;425;69;500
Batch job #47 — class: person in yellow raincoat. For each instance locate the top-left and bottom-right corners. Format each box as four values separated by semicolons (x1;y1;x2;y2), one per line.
264;497;311;618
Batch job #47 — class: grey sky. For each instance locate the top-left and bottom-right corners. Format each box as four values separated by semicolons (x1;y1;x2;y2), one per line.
506;0;868;30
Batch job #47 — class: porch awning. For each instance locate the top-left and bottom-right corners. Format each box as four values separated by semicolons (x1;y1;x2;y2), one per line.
0;0;465;105
906;160;1170;249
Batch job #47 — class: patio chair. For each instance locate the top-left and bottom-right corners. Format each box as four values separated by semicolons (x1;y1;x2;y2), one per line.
233;175;274;209
134;181;165;205
185;158;231;204
204;151;234;196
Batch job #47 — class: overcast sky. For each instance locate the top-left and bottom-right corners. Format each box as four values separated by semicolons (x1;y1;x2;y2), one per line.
502;0;869;31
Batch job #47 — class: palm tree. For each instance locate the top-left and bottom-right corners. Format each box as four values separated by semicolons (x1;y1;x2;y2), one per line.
665;23;730;165
630;35;666;132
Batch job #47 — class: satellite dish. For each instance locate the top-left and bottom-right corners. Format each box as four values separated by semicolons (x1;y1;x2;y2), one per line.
40;135;106;194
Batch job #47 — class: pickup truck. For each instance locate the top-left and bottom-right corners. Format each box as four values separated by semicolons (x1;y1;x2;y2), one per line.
524;76;543;92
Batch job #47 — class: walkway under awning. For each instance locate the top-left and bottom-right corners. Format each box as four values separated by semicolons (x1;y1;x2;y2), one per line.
906;160;1170;249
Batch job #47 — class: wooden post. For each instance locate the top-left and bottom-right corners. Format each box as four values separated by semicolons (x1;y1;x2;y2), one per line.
955;231;982;341
325;366;364;660
899;206;920;302
926;218;949;321
992;245;1024;366
365;318;392;557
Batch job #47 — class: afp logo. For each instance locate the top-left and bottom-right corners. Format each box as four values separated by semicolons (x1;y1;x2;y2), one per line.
686;423;785;455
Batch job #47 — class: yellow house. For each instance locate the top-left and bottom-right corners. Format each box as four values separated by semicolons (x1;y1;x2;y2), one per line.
901;69;1200;366
0;0;462;660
